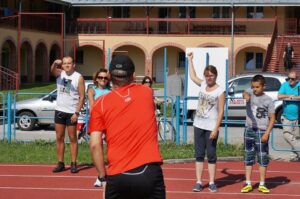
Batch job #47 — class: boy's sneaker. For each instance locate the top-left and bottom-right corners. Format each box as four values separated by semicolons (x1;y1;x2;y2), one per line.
258;184;270;194
70;162;79;173
241;184;253;193
94;177;102;187
192;183;203;192
52;161;65;173
208;183;218;193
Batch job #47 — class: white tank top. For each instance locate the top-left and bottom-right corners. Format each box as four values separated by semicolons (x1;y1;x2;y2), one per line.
56;70;82;113
193;81;224;131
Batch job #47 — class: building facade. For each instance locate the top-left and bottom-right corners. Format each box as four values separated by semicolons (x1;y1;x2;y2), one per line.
1;0;300;87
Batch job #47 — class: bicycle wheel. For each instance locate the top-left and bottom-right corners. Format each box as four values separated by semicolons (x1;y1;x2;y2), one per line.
157;121;165;142
158;120;176;142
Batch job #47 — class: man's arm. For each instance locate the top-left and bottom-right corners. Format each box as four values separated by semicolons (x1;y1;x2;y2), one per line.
50;59;63;77
89;131;106;178
278;93;295;100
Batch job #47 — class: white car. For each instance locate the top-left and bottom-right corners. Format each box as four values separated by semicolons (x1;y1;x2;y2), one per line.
15;80;93;131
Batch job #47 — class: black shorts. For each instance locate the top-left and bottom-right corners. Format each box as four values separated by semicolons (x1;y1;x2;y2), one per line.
54;110;77;126
106;163;165;199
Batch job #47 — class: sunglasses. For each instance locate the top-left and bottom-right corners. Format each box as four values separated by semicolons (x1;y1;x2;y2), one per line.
97;76;108;80
287;77;296;81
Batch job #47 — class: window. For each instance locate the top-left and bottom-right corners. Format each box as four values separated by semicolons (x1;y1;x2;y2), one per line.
178;52;185;68
255;53;263;69
179;7;186;18
232;77;252;93
245;52;263;70
247;7;264;18
75;50;84;64
112;7;130;18
265;77;281;91
189;7;196;18
178;7;195;18
212;7;230;18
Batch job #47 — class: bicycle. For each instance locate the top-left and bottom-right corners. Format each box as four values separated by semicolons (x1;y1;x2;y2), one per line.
156;108;176;142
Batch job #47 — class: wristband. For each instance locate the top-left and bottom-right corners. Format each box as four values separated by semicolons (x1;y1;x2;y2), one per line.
98;176;107;182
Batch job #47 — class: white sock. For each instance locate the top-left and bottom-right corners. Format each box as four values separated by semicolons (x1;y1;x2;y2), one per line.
246;181;251;185
259;181;265;186
209;181;214;185
196;181;202;184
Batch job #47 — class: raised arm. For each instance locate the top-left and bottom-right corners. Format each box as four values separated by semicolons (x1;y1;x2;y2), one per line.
50;59;63;77
187;52;203;86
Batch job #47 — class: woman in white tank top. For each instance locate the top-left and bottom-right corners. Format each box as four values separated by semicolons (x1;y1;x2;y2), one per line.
187;52;225;193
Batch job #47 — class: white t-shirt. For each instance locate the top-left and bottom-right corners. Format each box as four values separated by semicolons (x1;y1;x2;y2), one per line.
56;70;82;113
193;81;224;131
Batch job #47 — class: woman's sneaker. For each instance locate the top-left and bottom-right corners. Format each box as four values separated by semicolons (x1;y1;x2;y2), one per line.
52;162;65;173
208;183;218;193
192;183;203;192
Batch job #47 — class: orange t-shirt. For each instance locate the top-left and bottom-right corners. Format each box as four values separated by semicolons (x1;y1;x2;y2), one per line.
88;83;163;175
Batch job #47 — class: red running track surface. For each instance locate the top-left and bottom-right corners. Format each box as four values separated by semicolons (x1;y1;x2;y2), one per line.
0;161;299;199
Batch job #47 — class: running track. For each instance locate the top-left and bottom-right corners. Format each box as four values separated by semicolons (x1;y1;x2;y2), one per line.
0;161;299;199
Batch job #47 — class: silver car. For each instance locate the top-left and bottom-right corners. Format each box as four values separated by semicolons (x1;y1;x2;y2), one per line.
15;80;93;131
227;72;287;123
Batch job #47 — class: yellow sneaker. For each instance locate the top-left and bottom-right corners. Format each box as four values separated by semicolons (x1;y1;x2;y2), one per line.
241;184;253;193
258;185;270;194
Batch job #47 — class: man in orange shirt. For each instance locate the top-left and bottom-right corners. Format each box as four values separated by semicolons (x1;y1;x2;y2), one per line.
89;55;165;199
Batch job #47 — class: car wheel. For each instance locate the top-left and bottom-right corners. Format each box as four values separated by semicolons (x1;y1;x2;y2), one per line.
276;108;283;125
17;111;36;131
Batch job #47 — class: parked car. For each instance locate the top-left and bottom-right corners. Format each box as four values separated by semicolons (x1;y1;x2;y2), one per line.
15;80;93;131
184;72;288;124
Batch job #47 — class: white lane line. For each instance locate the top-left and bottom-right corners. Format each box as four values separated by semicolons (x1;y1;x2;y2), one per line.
0;186;299;197
1;164;299;174
166;190;300;197
163;168;300;174
0;186;101;191
0;175;299;184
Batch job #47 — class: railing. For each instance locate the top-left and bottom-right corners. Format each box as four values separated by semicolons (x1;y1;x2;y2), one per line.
0;66;18;91
67;17;277;35
0;13;61;33
263;17;278;72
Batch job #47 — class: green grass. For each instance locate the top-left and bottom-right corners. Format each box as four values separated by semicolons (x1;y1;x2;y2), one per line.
0;140;243;164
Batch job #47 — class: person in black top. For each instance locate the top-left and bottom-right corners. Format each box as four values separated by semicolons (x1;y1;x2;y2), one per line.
283;42;294;71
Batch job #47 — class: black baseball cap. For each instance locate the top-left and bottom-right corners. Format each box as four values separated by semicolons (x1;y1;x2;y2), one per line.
109;55;135;77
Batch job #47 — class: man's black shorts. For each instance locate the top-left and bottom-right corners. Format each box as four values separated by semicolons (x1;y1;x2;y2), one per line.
106;163;165;199
54;110;77;126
